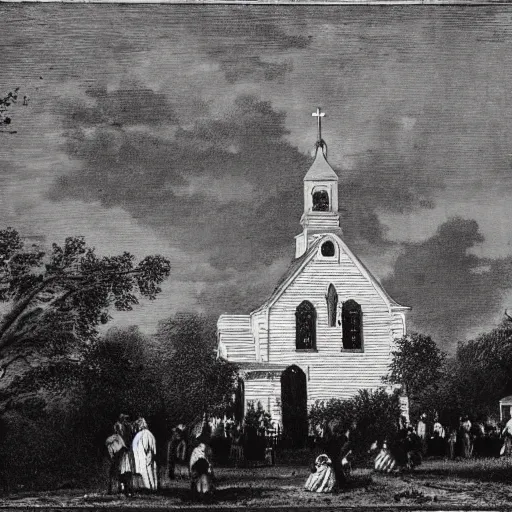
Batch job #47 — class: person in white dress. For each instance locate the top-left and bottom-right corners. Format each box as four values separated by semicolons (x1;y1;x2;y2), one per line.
131;418;157;491
304;454;336;493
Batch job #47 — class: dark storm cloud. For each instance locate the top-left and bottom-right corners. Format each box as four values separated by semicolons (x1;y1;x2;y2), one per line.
383;218;512;352
51;91;310;274
51;85;451;318
189;8;310;84
37;4;512;332
340;147;438;253
64;86;178;129
222;57;292;85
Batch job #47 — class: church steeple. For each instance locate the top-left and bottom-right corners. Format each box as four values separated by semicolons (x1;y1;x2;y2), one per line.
295;108;342;258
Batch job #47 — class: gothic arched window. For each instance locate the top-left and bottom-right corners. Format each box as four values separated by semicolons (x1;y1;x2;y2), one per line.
326;284;338;327
342;299;363;350
296;301;316;350
312;190;329;212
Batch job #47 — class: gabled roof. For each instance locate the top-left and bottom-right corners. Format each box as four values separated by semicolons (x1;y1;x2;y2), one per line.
303;147;338;182
253;234;410;315
253;238;321;313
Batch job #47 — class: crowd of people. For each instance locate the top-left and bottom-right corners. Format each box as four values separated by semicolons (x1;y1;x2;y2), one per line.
302;412;512;494
106;414;215;499
105;411;512;498
105;415;158;495
413;413;512;460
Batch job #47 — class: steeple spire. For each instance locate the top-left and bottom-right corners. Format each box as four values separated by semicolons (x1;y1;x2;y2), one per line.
312;107;325;145
294;109;341;258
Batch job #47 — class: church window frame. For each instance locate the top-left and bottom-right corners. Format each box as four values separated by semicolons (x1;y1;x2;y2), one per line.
317;238;339;261
321;241;335;257
295;300;317;351
326;284;338;328
312;189;330;212
341;299;364;352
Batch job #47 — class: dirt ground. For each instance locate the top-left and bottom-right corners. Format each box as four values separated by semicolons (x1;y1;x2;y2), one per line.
2;457;512;508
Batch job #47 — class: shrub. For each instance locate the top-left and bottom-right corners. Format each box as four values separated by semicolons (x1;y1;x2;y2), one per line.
309;388;401;461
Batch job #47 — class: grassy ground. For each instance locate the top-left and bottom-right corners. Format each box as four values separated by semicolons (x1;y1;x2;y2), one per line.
2;457;512;508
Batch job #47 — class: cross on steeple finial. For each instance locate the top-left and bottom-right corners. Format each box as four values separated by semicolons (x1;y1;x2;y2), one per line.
312;107;326;145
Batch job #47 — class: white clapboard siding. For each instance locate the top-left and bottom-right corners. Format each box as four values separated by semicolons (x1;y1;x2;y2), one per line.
217;233;408;421
218;314;256;363
267;244;399;405
244;376;282;420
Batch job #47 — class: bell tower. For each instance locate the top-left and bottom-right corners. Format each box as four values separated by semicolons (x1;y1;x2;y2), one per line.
295;108;342;258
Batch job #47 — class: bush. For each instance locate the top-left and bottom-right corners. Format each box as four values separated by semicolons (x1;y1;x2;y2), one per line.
309;388;401;461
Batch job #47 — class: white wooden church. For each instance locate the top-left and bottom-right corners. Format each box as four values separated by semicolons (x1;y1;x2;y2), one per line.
217;109;409;440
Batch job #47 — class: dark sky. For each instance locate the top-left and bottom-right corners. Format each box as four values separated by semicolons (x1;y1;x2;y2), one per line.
1;5;512;351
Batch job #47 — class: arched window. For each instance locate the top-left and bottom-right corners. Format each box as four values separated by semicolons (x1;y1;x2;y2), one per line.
342;299;362;350
312;190;329;212
296;301;316;350
326;284;338;327
321;241;335;257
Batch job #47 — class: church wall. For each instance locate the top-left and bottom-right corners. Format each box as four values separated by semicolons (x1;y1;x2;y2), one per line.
217;314;256;362
267;248;400;405
244;375;282;424
250;310;269;363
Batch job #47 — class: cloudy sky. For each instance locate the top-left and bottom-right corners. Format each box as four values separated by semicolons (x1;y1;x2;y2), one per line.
1;5;512;351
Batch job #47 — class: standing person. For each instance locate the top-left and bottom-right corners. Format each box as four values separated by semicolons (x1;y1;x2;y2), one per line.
132;418;158;492
106;414;134;495
417;414;428;456
447;428;457;460
168;424;188;480
501;415;512;456
339;427;353;480
432;416;445;457
461;416;472;458
189;428;215;498
324;422;346;488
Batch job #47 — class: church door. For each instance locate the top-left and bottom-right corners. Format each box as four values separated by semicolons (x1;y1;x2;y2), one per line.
281;365;308;447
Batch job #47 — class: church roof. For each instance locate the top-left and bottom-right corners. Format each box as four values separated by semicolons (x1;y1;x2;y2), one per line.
253;234;410;314
303;146;338;182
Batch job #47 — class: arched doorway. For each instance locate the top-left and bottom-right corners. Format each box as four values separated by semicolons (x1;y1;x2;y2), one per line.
281;365;308;448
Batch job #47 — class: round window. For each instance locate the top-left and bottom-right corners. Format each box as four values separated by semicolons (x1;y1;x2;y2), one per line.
321;241;335;257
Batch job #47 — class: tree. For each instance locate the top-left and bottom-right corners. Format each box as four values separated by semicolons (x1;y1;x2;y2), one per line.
0;227;170;383
0;326;165;490
0;88;26;134
155;313;238;426
386;333;446;419
309;389;401;461
447;318;512;420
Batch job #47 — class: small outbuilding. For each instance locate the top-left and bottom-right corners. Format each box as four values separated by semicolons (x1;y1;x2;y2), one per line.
500;395;512;421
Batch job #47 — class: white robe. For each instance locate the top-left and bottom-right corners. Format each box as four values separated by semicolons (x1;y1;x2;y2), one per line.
132;429;157;490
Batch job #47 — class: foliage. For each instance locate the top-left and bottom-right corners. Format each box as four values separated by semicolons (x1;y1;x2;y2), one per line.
444;320;512;421
309;388;401;459
0;227;170;389
386;333;446;419
245;401;272;432
155;314;238;426
0;315;238;491
0;88;23;132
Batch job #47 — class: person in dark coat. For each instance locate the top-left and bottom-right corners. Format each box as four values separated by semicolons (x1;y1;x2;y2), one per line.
323;423;347;488
168;424;188;480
